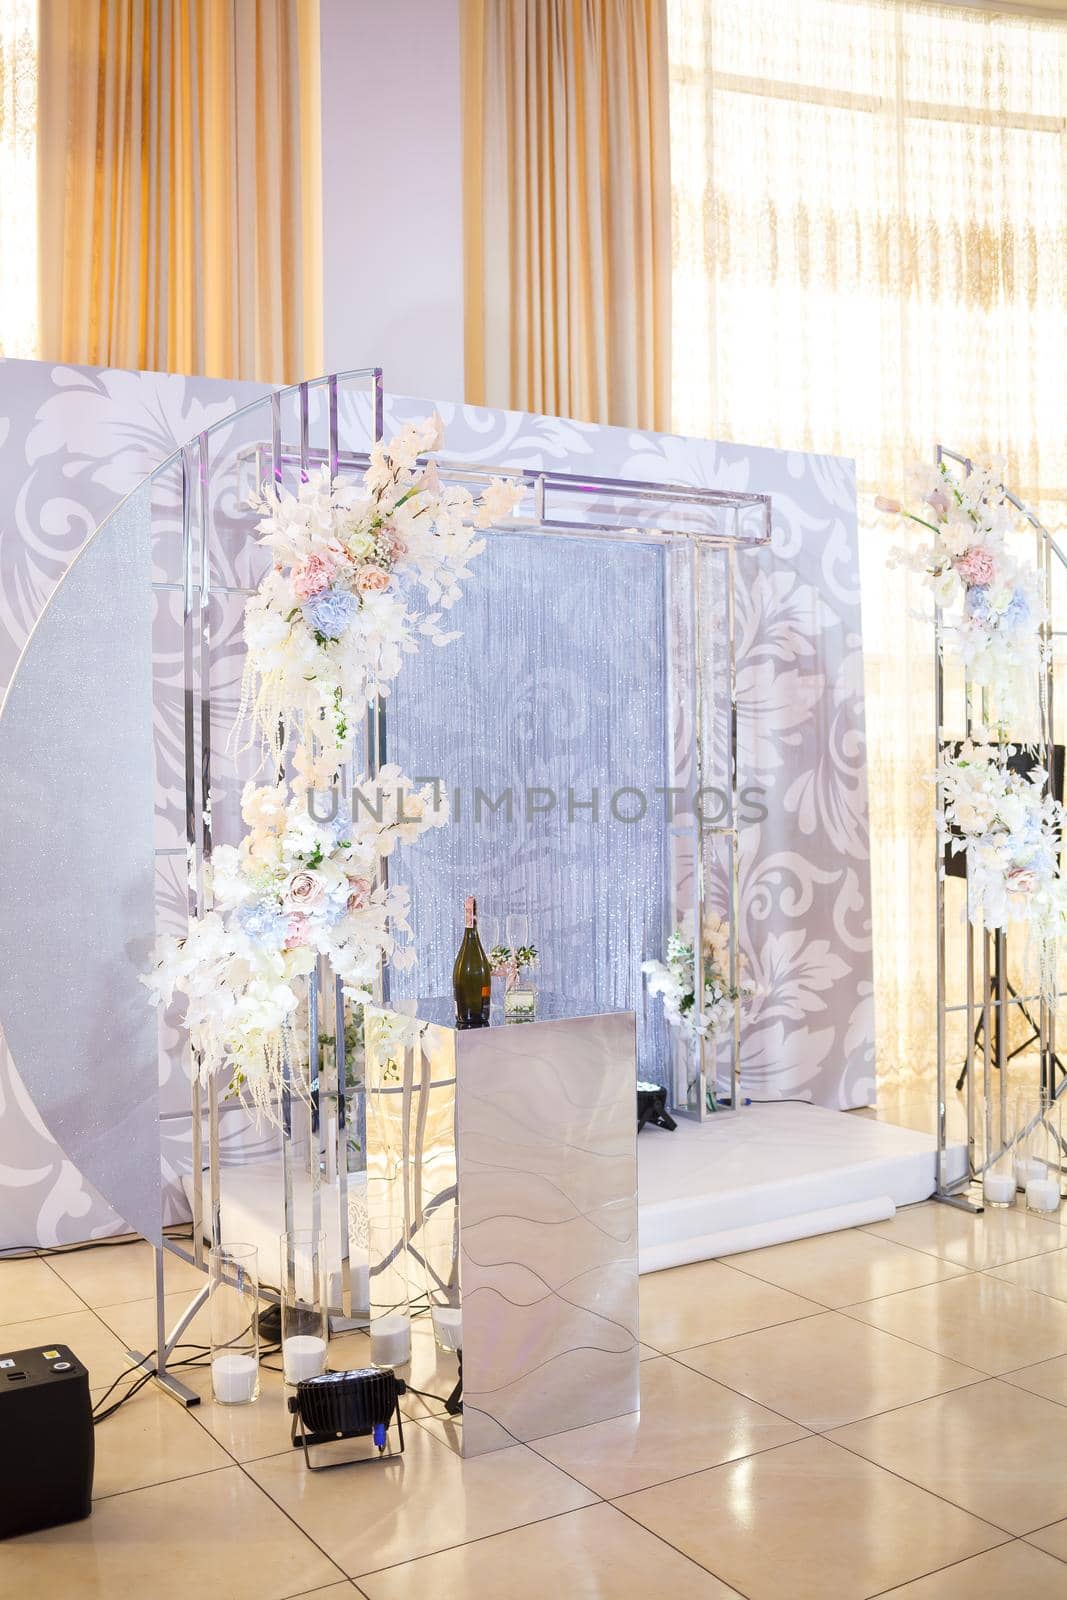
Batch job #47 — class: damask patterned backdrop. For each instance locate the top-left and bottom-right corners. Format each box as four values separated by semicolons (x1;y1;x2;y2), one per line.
0;359;871;1246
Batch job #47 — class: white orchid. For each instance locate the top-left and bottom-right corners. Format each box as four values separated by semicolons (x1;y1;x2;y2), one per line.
642;917;755;1042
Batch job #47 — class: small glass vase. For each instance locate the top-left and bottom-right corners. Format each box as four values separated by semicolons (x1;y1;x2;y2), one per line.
279;1229;328;1385
504;975;537;1022
209;1243;260;1405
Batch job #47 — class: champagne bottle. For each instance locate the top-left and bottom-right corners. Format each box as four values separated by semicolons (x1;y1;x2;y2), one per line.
453;895;491;1028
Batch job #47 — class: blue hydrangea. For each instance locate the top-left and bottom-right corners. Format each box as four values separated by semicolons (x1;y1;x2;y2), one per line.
1001;590;1031;633
328;798;352;844
237;899;289;947
301;588;360;640
965;584;991;621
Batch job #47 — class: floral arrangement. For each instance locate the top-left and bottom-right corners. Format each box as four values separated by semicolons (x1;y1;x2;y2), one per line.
148;770;446;1119
934;738;1065;984
145;417;522;1117
489;942;538;986
877;459;1045;723
240;413;523;765
642;916;754;1042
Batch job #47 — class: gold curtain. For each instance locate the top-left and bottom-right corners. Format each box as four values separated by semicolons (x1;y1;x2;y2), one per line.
0;0;37;358
37;0;322;383
670;0;1067;1093
463;0;671;429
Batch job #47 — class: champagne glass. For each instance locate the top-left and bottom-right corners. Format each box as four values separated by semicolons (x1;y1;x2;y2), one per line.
503;914;537;1021
480;914;503;1016
480;914;500;962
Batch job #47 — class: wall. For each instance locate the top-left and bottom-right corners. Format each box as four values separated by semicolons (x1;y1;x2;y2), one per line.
0;358;871;1247
319;0;465;397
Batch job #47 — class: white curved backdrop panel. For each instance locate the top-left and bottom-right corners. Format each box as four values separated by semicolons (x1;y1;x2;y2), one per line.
0;480;161;1244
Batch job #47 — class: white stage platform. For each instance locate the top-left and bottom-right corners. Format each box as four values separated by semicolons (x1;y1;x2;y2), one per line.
638;1103;967;1271
183;1102;966;1291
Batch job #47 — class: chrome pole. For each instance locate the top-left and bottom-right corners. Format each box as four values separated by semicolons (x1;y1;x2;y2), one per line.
934;601;949;1198
726;539;741;1112
197;429;221;1253
180;444;205;1267
690;536;707;1118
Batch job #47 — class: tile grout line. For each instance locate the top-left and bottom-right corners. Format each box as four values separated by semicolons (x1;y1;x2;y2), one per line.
236;1400;608;1587
862;1536;1024;1597
657;1344;991;1437
1021;1516;1067;1552
232;1456;351;1587
340;1503;614;1583
833;1292;1067;1377
823;1421;1027;1539
643;1305;831;1356
604;1495;755;1599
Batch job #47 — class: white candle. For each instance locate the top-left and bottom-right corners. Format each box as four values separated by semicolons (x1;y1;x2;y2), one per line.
212;1352;259;1405
282;1334;327;1384
983;1172;1015;1207
370;1312;411;1368
431;1306;463;1352
1026;1176;1061;1214
1015;1157;1043;1188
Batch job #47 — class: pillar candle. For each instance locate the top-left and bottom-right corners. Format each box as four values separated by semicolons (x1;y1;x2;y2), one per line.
282;1334;327;1385
212;1352;258;1405
370;1312;411;1367
431;1306;463;1352
983;1172;1015;1207
1026;1176;1060;1214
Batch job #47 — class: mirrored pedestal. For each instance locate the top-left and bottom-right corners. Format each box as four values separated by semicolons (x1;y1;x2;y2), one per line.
365;998;639;1455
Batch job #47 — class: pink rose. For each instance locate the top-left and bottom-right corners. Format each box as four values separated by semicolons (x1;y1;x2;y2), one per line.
355;566;392;593
955;545;996;587
292;553;336;600
284;913;311;949
1006;866;1037;896
284;870;323;908
346;876;372;912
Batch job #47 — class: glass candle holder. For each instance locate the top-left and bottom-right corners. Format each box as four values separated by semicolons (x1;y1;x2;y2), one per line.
420;1200;462;1353
1022;1092;1063;1215
279;1229;328;1385
981;1093;1016;1208
209;1243;259;1405
1013;1090;1046;1191
367;1213;411;1368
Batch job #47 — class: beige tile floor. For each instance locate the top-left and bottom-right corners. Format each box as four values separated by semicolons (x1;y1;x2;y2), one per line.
3;1201;1067;1599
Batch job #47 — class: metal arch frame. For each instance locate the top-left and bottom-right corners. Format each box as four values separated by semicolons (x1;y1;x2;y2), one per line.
932;443;1067;1214
137;365;771;1403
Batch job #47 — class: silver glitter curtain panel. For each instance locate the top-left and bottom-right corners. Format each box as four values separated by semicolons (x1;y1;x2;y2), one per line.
386;531;674;1083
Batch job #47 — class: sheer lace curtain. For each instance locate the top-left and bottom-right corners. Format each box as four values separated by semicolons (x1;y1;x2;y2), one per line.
669;0;1067;1092
0;0;37;358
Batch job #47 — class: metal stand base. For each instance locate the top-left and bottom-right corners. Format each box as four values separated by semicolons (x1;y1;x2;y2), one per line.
933;1182;984;1215
125;1348;201;1407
